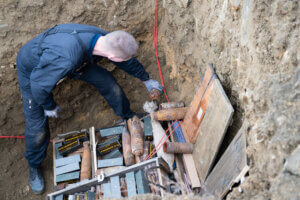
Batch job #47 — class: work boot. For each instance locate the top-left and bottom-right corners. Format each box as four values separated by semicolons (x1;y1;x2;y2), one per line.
29;167;45;194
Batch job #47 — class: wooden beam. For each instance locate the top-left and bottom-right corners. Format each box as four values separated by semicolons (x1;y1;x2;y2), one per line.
203;124;248;199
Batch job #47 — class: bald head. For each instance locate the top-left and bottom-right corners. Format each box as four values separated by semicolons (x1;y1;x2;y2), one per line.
103;30;138;61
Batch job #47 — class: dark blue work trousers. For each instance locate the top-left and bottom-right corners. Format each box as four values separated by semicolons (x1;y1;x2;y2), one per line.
17;59;132;168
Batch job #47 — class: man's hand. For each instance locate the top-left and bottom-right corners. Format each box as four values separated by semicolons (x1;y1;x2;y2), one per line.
44;106;61;118
143;79;163;93
143;79;163;99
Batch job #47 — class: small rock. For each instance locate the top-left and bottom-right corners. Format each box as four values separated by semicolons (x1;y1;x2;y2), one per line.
1;65;5;69
284;145;300;176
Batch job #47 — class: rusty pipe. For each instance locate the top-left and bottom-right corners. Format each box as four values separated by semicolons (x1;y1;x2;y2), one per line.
159;102;185;110
163;142;194;154
151;107;189;121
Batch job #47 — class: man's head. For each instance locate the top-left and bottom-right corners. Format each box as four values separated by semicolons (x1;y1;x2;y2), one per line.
100;30;138;62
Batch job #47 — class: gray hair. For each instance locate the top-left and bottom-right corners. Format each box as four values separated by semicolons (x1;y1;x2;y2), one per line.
105;30;138;59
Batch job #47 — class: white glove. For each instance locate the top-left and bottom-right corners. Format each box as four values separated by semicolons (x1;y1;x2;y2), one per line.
44;106;61;118
143;79;163;93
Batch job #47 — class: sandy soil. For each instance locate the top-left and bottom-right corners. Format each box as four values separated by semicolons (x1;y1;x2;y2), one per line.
0;0;299;199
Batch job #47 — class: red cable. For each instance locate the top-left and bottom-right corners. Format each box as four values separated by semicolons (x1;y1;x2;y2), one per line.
146;120;177;160
0;136;53;143
154;0;170;103
146;121;183;160
0;136;25;139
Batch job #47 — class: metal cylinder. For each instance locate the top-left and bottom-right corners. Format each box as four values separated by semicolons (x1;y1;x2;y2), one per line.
151;107;189;121
122;125;135;166
159;102;185;110
129;116;144;156
163;142;194;154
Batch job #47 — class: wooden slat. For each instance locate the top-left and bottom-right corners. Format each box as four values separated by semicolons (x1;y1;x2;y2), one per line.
204;124;248;198
181;64;215;143
193;77;234;183
53;138;64;186
110;176;121;198
182;154;201;188
89;127;97;178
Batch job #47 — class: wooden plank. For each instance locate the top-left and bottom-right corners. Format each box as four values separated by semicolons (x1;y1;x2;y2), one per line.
126;172;137;197
56;162;80;175
89;127;97;178
110;176;121;198
97;157;123;168
100;126;123;137
135;170;151;194
181;64;215;143
193;77;234;183
102;183;112;198
56;171;80;183
55;154;81;167
182;154;201;188
204;124;248;199
53;138;64;186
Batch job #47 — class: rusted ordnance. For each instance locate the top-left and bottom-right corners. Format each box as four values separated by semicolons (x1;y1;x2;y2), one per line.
163;142;194;154
151;107;189;121
80;141;91;181
122;125;135;166
129;116;144;156
149;88;161;100
159;102;185;110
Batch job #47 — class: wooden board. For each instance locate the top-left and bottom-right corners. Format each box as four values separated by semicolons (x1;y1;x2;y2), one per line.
181;64;215;143
89;127;97;178
203;124;248;199
53;138;64;186
192;77;234;183
182;154;201;188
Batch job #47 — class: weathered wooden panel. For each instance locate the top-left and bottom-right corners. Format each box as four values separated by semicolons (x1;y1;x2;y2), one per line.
204;125;248;199
181;64;215;143
193;77;234;183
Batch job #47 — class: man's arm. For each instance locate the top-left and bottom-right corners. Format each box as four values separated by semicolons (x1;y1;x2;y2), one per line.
30;50;73;111
111;58;150;81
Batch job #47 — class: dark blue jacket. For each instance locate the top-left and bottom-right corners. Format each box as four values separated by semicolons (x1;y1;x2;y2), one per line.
17;24;150;110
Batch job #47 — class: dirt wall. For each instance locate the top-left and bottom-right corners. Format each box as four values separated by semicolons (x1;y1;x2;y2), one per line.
0;0;299;199
159;0;299;199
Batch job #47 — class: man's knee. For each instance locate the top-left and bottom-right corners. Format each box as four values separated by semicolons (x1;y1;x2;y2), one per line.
26;131;48;149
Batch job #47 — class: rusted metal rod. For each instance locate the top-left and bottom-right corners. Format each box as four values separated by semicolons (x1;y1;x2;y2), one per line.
163;142;194;154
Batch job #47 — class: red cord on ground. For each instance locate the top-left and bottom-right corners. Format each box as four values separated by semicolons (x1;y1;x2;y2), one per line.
0;136;53;143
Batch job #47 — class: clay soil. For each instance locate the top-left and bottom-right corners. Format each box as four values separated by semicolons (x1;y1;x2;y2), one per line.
0;0;299;199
